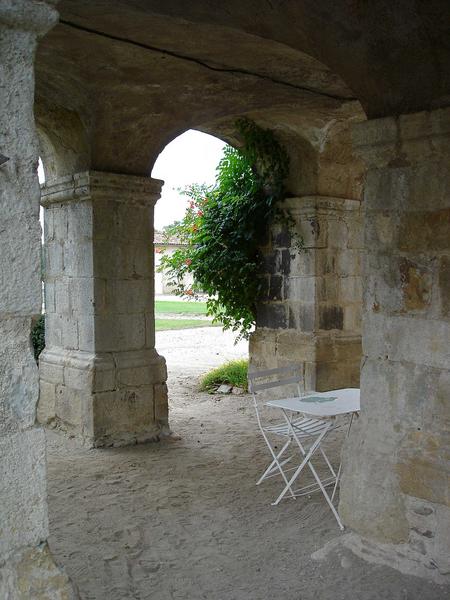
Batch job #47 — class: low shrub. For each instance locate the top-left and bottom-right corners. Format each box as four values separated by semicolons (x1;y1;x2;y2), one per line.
200;359;248;392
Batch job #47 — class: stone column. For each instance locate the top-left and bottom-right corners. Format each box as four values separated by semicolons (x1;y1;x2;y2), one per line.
250;196;363;391
340;108;450;580
38;171;168;447
0;1;77;597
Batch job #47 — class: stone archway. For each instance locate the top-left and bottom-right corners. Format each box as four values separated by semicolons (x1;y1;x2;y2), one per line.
1;2;450;595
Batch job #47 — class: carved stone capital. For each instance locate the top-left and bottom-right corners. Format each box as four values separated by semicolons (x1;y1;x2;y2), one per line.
40;171;163;208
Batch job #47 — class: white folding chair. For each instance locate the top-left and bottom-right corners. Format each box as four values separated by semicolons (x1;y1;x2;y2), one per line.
248;366;338;505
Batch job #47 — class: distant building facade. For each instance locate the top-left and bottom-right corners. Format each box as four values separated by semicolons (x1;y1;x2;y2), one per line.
154;231;194;295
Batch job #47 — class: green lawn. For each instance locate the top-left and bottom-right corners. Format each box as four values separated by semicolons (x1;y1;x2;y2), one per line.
155;318;218;331
155;300;208;315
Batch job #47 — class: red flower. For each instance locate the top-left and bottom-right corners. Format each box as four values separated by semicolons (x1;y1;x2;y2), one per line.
185;258;192;266
189;201;195;209
197;210;203;217
186;289;194;296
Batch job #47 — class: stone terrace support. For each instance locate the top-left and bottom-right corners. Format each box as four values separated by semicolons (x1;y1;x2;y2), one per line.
0;1;76;597
340;108;450;581
250;196;362;391
38;171;168;447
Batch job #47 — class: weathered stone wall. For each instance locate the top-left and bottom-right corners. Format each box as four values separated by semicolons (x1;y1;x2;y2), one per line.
38;171;168;447
0;1;77;597
340;108;450;581
250;196;362;391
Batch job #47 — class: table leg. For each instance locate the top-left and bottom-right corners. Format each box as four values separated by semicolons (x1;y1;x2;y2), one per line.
274;412;345;530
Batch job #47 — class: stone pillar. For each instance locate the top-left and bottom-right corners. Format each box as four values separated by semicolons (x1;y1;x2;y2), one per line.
340;108;450;580
250;196;362;391
0;1;77;597
38;171;168;447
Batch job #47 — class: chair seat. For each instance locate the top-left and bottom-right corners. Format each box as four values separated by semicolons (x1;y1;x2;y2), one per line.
263;416;329;438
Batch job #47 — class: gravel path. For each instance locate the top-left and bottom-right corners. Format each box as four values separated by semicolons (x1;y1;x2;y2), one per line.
46;328;449;599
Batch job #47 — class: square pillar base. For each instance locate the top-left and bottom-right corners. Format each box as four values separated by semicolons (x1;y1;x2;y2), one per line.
39;348;168;447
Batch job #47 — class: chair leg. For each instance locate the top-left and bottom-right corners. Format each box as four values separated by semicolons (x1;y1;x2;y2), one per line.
331;412;356;502
280;414;344;530
320;447;337;478
259;431;296;499
271;424;329;506
256;438;292;485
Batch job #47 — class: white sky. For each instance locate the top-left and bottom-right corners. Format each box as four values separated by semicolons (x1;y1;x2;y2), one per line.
152;130;226;230
38;130;226;231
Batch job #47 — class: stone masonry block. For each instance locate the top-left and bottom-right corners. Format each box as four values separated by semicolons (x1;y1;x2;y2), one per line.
50;206;68;242
343;304;362;331
319;305;343;330
0;316;39;435
45;313;79;349
288;302;315;332
335;249;361;277
296;215;328;248
67;201;93;240
398;209;450;252
55;385;84;428
326;218;349;249
55;279;70;314
261;251;281;275
346;217;364;249
287;276;316;303
92;388;158;446
340;276;363;303
145;311;156;348
276;331;317;362
77;314;95;352
363;313;450;370
39;357;64;384
268;275;283;301
64;364;94;391
43;207;54;242
69;277;105;316
95;314;146;352
0;214;42;315
0;428;48;553
93;239;151;280
256;303;287;329
289;250;315;277
317;276;339;303
63;238;94;277
93;201;152;242
154;383;169;426
398;161;450;212
364;211;399;251
106;278;152;314
44;241;64;278
113;350;167;383
44;281;56;313
37;380;56;424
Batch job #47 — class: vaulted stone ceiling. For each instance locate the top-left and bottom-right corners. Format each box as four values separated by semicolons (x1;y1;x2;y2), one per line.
35;1;449;175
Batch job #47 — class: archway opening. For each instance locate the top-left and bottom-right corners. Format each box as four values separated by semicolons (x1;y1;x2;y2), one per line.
150;129;249;428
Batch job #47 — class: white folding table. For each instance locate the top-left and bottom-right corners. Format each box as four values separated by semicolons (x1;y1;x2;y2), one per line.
265;388;360;530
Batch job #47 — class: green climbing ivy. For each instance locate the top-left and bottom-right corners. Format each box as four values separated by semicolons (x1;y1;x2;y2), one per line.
159;118;300;339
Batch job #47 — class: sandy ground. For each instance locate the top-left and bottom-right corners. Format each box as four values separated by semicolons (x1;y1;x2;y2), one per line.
46;328;449;600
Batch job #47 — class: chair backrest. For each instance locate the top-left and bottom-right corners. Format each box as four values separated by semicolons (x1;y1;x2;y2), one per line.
248;365;302;394
248;366;303;430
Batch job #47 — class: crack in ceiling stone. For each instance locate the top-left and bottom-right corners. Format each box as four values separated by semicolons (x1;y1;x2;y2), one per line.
59;19;357;103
